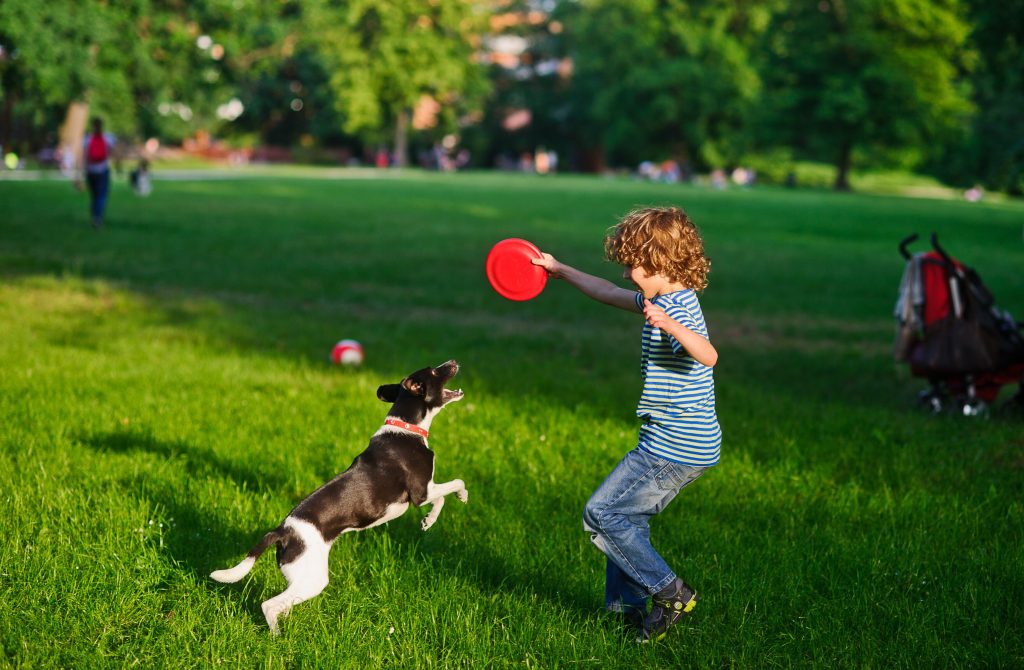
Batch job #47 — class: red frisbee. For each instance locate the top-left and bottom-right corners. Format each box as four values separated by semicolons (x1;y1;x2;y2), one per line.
485;238;548;301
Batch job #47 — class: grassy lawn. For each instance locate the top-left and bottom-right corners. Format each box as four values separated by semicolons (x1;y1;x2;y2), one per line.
1;171;1022;668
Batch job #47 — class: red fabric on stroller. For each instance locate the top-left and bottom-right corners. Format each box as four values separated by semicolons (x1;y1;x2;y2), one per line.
920;252;953;326
911;252;1024;403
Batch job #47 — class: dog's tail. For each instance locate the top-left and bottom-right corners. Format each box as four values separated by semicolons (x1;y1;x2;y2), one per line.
209;527;286;583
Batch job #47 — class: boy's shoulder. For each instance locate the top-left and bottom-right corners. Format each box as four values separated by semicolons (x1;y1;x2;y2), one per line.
655;289;698;307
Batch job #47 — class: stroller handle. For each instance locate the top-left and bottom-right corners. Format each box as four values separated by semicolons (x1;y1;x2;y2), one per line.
930;233;963;277
899;233;919;260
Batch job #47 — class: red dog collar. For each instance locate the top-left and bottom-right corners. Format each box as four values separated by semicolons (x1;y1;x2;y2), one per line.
384;417;429;438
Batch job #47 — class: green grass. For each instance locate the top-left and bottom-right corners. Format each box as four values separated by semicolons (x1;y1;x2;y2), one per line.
1;170;1022;668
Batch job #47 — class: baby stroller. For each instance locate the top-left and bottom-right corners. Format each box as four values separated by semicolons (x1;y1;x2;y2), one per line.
894;233;1024;416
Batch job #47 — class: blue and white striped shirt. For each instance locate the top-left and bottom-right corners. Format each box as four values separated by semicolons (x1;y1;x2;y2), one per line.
634;291;721;466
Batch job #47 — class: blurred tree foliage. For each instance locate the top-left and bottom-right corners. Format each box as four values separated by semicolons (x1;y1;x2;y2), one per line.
934;0;1023;194
0;0;268;146
0;0;164;144
0;0;488;164
461;0;574;170
563;0;769;171
0;0;1019;192
756;0;975;190
304;0;490;166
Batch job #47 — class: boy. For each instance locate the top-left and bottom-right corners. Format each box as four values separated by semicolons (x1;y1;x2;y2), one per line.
531;206;721;642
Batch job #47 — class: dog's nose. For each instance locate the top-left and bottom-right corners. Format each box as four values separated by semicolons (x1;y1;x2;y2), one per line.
437;360;459;375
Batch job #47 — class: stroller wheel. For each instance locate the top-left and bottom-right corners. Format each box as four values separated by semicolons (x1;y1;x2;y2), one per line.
917;388;945;414
959;398;990;418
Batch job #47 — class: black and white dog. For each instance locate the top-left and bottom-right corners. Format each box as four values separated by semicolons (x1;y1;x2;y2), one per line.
210;360;468;633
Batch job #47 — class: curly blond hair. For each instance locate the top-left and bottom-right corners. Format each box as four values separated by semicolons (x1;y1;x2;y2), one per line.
604;207;711;291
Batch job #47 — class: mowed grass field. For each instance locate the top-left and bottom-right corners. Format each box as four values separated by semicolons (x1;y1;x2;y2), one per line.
1;171;1022;668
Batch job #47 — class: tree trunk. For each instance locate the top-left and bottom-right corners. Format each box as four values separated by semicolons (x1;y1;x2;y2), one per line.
834;141;853;191
577;145;606;173
59;101;89;172
671;142;690;165
671;142;693;180
393;109;409;168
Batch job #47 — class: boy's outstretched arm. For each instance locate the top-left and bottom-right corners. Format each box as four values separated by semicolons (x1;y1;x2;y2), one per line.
532;253;640;312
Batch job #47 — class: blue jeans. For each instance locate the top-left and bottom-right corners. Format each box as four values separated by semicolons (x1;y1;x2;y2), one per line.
582;447;706;613
86;169;110;221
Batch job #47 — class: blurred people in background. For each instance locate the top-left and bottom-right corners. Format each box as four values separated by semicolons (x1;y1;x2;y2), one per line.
729;166;756;188
519;151;533;172
963;186;984;202
534;148;550;175
130;158;152;197
710;168;727;190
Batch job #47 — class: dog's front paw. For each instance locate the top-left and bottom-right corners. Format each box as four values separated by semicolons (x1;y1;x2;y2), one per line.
421;516;436;531
456;488;469;504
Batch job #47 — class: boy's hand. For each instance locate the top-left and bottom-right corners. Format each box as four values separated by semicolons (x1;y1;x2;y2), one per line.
531;253;563;278
644;298;719;367
643;299;674;330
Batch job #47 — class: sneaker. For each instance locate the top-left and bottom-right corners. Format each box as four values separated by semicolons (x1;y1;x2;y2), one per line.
637;578;698;643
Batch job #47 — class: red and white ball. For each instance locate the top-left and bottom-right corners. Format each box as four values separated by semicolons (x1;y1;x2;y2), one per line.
331;339;364;366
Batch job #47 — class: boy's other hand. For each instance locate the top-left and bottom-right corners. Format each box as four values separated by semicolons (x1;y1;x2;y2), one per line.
643;299;672;330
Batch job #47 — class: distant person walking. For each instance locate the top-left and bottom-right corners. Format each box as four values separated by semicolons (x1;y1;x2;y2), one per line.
82;118;116;229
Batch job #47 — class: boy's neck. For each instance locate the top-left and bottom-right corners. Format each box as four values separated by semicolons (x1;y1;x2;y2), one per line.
655;280;689;296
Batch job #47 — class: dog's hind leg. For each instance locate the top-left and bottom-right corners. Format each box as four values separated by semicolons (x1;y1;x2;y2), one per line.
262;519;331;635
261;562;329;635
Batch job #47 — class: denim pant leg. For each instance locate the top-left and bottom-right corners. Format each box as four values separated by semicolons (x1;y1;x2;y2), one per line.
583;448;705;609
605;557;648;613
87;170;110;220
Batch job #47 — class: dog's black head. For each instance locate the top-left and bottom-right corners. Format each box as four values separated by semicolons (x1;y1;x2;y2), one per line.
376;360;464;425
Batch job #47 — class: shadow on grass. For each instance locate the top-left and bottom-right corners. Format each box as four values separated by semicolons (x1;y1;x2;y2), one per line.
78;429;294;494
388;518;598;619
78;428;599;631
77;429;292;624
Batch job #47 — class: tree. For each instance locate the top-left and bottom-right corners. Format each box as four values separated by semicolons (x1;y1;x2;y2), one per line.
758;0;974;190
305;0;491;167
231;46;348;149
962;0;1024;193
0;0;310;151
0;0;237;147
564;0;768;171
464;1;576;170
0;0;142;144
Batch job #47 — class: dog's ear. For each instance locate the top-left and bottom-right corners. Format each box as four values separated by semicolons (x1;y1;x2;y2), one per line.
376;384;402;403
401;377;425;396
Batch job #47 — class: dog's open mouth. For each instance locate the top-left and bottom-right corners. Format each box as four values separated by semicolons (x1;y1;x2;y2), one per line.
443;388;464;403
